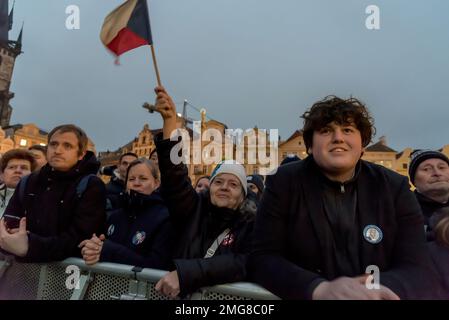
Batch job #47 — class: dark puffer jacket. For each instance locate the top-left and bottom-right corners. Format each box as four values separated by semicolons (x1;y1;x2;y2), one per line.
4;151;106;262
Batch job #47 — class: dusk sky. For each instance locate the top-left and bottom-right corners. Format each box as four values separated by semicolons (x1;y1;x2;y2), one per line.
8;0;449;152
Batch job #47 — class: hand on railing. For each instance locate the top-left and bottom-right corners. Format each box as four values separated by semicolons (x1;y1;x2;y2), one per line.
78;234;105;265
155;270;180;298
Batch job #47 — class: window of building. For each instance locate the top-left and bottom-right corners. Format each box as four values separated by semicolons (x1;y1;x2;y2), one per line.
402;163;408;169
19;139;27;147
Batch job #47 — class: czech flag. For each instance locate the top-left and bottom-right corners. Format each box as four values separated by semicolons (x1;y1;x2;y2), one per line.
100;0;153;57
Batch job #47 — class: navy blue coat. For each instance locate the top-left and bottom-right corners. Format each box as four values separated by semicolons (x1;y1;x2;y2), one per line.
101;190;175;270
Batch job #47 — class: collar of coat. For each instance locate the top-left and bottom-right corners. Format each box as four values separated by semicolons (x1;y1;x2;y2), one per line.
299;156;387;278
414;191;449;217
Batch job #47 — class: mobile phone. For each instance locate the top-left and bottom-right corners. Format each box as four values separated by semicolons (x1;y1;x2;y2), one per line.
3;215;21;229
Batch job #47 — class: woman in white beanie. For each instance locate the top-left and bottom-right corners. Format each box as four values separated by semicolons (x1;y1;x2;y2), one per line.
152;86;257;299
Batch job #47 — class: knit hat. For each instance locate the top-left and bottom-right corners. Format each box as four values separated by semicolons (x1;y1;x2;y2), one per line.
281;154;301;166
409;149;449;184
210;160;247;196
246;175;264;193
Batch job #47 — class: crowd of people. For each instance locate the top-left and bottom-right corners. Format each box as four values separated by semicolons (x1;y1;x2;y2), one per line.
0;87;448;299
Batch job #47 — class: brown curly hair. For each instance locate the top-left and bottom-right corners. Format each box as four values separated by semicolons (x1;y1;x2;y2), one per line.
0;149;37;173
301;96;376;152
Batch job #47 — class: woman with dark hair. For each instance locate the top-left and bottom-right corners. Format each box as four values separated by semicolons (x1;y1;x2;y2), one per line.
79;158;174;269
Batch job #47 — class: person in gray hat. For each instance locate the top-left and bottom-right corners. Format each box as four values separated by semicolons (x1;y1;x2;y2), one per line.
152;86;256;299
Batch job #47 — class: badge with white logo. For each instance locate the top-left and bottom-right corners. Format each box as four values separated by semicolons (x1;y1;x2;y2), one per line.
107;224;115;236
132;231;146;245
363;225;383;244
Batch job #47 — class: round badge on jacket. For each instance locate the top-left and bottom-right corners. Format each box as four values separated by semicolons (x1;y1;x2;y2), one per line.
363;225;383;244
132;231;146;245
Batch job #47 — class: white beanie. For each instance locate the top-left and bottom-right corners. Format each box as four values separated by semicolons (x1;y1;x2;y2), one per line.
210;160;247;196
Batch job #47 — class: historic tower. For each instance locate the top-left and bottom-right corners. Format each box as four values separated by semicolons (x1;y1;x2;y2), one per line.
0;0;22;128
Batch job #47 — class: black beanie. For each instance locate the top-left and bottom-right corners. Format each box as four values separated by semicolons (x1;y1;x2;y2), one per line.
246;175;264;193
280;154;301;166
409;149;449;184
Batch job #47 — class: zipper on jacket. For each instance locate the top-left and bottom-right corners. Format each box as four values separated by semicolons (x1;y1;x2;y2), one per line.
340;184;345;193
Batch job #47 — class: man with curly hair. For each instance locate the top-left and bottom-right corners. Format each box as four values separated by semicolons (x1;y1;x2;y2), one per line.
249;96;444;300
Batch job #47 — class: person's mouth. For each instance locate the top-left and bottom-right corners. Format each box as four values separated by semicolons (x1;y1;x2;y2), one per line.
329;147;348;152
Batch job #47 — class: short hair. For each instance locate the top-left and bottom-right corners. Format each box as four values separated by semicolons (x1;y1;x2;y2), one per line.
29;144;47;154
301;96;375;152
0;149;37;172
125;158;160;184
48;124;88;156
119;152;138;163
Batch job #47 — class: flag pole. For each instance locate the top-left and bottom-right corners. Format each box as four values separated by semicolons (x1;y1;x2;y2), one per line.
150;45;162;86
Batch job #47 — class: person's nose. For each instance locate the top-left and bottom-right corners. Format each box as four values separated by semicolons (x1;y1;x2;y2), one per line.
220;182;230;191
53;145;63;154
432;167;443;177
332;128;344;143
132;179;142;187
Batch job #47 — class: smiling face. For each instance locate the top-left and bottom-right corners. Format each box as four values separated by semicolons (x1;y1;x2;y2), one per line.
311;121;363;182
210;173;245;210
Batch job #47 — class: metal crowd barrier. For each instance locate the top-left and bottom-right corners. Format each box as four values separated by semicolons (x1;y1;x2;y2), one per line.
0;255;279;300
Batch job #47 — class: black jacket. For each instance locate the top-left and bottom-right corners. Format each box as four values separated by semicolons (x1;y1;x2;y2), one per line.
415;191;449;240
155;135;255;296
101;190;175;270
4;151;106;262
105;173;126;210
415;195;449;297
249;156;444;300
428;241;449;297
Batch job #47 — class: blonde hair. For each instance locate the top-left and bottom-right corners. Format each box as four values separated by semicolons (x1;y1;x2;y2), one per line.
125;158;160;183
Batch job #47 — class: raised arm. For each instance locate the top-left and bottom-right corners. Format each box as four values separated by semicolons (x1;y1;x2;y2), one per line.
153;86;199;225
